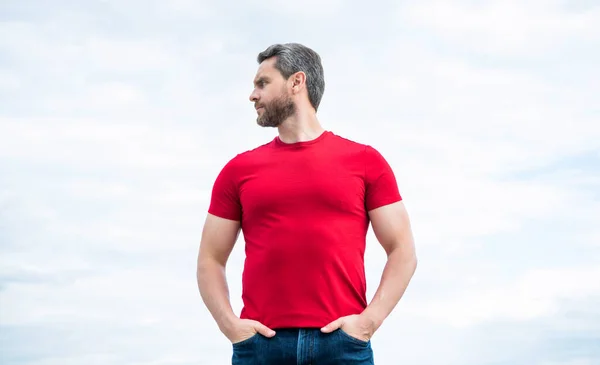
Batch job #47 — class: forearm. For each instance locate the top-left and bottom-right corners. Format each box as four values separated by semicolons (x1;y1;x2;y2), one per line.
362;247;417;329
197;258;237;333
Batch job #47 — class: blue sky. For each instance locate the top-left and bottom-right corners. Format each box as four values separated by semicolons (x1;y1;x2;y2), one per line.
1;1;599;364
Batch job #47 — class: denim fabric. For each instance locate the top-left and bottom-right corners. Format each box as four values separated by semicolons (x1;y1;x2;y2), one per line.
231;328;374;365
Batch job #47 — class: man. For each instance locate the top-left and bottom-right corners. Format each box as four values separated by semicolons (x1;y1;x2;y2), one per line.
197;43;417;365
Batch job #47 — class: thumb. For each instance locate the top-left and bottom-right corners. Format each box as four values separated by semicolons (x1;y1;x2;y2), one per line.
321;318;344;333
253;321;276;338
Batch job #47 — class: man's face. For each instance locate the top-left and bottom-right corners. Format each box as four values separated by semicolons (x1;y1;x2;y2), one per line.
249;58;296;128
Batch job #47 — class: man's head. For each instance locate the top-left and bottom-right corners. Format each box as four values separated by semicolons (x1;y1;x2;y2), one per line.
249;43;325;127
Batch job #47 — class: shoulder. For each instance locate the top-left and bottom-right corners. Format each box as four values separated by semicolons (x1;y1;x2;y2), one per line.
218;138;275;172
328;132;365;147
327;131;382;157
327;133;395;179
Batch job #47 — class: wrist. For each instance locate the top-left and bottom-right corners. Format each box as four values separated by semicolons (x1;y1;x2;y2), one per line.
219;314;239;336
361;308;384;330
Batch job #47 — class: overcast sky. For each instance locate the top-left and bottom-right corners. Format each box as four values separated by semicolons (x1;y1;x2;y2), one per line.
1;1;599;364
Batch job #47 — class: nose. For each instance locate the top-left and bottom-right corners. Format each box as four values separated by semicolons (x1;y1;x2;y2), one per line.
249;89;259;103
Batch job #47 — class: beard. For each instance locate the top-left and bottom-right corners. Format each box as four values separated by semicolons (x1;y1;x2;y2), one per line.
256;92;296;128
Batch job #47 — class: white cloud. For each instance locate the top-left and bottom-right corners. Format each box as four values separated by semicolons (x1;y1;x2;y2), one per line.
258;0;343;16
1;1;599;365
398;0;600;55
543;359;599;365
0;118;215;170
404;266;600;327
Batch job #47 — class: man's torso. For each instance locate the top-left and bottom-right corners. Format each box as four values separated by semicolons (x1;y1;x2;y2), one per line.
208;131;401;329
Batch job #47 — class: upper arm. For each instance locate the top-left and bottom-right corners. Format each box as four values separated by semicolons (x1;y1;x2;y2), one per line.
363;144;411;255
198;213;241;267
368;201;415;257
363;145;402;212
198;159;242;266
200;157;244;266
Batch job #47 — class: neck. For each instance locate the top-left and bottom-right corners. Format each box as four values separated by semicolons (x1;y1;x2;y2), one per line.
277;108;325;144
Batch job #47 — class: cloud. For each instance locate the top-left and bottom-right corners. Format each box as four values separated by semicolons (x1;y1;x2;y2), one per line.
1;0;599;364
398;0;600;55
404;266;600;327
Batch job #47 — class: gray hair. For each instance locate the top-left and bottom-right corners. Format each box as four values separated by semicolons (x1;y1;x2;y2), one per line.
257;43;325;111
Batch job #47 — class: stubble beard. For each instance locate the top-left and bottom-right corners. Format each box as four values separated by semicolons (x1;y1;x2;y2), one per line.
256;93;296;128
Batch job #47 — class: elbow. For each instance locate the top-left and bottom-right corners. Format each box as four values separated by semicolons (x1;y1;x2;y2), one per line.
196;255;214;277
388;243;417;272
411;254;418;273
409;243;418;271
399;245;418;274
196;251;212;282
406;238;418;272
196;253;226;281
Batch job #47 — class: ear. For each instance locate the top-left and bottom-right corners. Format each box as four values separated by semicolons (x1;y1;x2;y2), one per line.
290;71;306;94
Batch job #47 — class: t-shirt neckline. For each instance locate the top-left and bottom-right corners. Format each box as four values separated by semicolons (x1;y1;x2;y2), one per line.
273;130;331;148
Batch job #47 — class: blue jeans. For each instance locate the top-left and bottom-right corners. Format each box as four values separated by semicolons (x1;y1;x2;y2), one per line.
231;328;374;365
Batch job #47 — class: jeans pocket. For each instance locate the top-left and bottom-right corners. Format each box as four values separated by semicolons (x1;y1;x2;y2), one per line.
338;329;370;346
232;333;260;348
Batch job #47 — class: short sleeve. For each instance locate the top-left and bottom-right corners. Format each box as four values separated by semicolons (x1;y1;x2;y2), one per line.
208;158;242;221
364;145;402;211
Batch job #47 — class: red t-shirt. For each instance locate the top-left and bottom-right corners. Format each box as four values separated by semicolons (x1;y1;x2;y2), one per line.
208;131;402;329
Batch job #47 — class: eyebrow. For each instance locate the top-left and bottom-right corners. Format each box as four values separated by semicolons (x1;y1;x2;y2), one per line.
253;76;269;86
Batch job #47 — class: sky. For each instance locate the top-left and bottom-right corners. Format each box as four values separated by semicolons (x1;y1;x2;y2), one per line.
1;0;599;364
